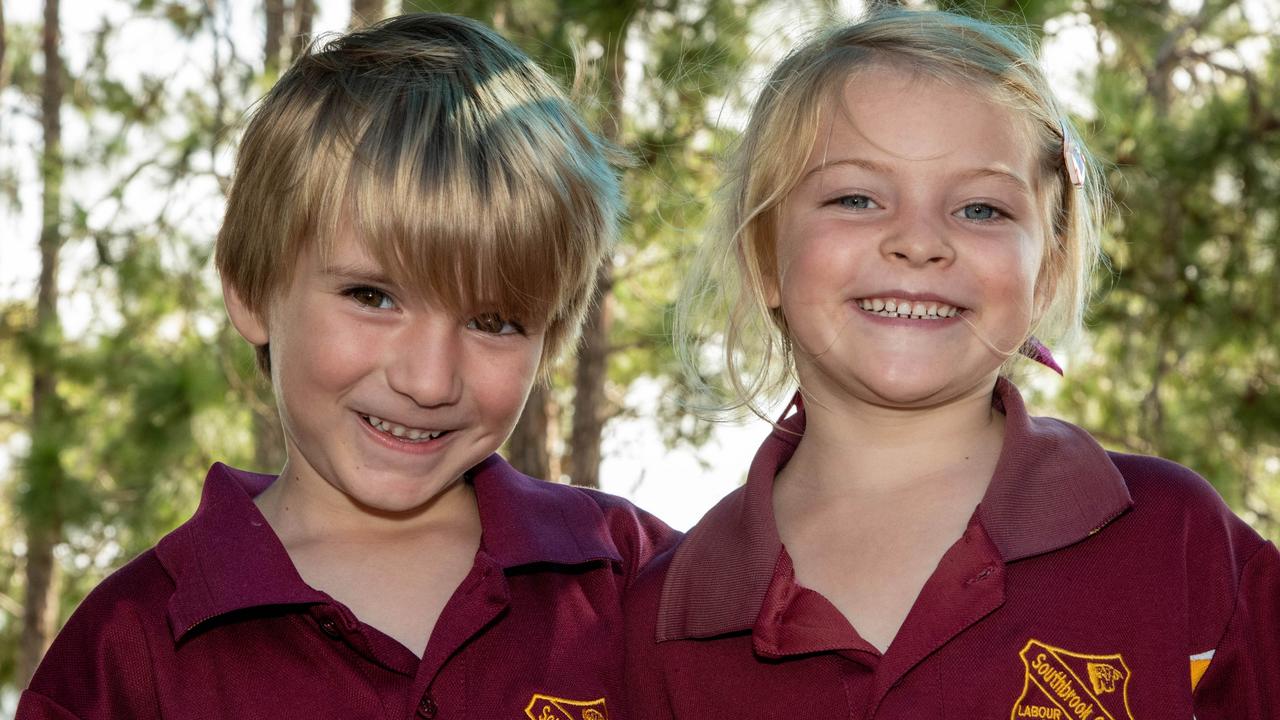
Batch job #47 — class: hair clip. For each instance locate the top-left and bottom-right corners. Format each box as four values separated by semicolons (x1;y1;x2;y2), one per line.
1062;122;1086;190
1020;336;1063;375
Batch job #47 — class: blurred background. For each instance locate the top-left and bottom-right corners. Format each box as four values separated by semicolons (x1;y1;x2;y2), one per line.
1;0;1277;708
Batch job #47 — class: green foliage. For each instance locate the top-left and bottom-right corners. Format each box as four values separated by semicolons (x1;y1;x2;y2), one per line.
1043;2;1279;538
1;0;260;694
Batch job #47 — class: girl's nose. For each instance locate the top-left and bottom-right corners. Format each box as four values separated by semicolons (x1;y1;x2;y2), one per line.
880;210;955;268
384;320;463;408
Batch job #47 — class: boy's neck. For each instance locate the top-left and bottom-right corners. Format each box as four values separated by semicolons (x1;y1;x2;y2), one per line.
254;464;482;546
254;462;483;658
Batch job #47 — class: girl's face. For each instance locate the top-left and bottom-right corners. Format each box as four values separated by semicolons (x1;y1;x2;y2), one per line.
771;65;1047;410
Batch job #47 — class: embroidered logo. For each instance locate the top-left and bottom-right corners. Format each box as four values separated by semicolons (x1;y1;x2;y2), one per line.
524;694;609;720
1189;649;1215;691
1011;639;1134;720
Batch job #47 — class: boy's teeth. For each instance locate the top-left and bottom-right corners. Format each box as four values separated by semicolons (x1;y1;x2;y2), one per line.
364;415;444;441
858;297;958;319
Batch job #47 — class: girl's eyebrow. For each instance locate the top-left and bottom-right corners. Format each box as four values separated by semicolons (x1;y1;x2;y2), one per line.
801;156;890;183
960;166;1033;195
802;158;1033;196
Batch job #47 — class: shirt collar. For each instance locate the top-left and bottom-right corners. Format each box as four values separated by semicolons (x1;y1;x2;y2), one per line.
158;455;622;641
655;378;1132;642
158;463;325;641
467;454;623;569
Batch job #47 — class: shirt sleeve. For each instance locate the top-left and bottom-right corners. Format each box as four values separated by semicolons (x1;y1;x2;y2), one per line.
15;691;85;720
620;550;679;720
622;613;677;720
15;580;164;720
1191;541;1280;720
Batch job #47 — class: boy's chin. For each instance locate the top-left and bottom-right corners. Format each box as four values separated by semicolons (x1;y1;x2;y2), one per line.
337;472;474;518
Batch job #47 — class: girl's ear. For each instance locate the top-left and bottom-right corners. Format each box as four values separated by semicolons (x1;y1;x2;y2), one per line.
222;280;270;346
763;270;782;309
1032;256;1060;325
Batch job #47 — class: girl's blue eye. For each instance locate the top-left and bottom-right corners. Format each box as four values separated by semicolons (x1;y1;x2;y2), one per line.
347;287;396;309
467;313;524;336
961;203;1002;221
836;194;878;210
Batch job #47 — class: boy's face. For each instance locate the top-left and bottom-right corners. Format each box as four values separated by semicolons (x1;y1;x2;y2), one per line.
224;227;544;516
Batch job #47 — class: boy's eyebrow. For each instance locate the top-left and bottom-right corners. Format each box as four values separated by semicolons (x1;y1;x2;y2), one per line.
322;262;396;286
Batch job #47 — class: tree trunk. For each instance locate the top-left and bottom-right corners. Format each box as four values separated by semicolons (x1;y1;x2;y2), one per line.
349;0;385;29
18;0;64;688
0;0;8;90
491;0;510;34
506;385;551;480
565;18;629;489
568;264;613;488
292;0;315;60
264;0;285;75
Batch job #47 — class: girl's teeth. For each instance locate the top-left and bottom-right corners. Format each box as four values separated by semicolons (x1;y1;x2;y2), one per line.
858;297;958;319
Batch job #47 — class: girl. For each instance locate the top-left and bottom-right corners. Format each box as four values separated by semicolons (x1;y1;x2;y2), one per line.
624;8;1278;719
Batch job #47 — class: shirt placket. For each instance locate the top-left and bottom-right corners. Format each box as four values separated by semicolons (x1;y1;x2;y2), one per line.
406;551;511;719
864;520;1006;719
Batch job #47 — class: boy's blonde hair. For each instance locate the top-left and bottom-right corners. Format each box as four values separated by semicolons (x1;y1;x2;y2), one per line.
216;13;622;375
676;7;1107;419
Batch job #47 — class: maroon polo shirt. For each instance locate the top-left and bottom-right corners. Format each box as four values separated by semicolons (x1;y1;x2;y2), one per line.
20;454;677;720
624;379;1279;720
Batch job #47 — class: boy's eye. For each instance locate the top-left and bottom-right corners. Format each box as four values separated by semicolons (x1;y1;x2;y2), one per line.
467;313;524;336
959;203;1003;221
835;194;879;210
346;286;396;309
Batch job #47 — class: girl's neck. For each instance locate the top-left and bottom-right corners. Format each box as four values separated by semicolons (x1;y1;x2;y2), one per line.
779;379;1006;500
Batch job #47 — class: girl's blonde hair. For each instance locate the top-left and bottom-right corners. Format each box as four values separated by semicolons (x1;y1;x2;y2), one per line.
676;7;1107;419
215;13;623;376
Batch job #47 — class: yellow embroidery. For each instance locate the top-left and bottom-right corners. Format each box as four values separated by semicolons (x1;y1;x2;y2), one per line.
524;694;609;720
1010;639;1135;720
1086;662;1123;694
1190;649;1215;691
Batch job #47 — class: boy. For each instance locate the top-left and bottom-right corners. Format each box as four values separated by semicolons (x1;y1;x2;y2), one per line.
19;13;674;719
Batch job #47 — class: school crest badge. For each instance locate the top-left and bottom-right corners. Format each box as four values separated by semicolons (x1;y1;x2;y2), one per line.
524;694;609;720
1010;639;1134;720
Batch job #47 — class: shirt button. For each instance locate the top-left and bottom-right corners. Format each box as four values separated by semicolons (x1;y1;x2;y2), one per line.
416;695;438;718
318;618;341;638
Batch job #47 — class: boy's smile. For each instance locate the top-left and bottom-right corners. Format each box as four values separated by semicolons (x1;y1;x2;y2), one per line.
773;64;1048;410
224;226;545;520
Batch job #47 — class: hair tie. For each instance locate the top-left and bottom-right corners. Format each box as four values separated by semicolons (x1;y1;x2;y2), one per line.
1062;122;1086;190
1020;336;1063;375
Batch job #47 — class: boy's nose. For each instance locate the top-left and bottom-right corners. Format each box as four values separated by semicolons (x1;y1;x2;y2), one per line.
880;211;955;267
384;321;463;408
